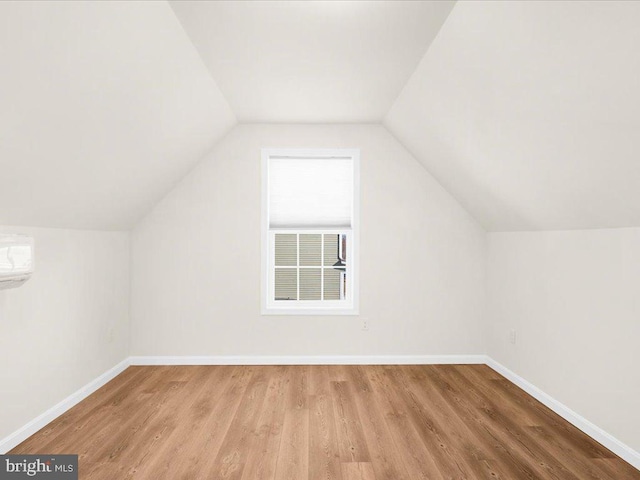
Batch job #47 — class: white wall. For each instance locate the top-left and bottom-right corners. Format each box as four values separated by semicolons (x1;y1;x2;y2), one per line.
486;229;640;452
0;226;130;442
131;124;486;356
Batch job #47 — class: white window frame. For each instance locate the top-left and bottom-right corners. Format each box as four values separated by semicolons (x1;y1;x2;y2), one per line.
261;148;360;316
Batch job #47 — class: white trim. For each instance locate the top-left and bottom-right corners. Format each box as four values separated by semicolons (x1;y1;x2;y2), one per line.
129;354;486;366
261;148;269;314
0;358;130;454
486;357;640;471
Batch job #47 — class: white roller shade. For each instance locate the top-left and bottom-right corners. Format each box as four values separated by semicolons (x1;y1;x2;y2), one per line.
268;157;353;228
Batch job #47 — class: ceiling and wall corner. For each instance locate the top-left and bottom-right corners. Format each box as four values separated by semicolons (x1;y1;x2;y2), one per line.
385;1;640;232
0;1;236;231
168;0;455;123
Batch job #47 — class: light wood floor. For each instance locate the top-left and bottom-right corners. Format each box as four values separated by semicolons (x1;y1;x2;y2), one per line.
11;365;640;479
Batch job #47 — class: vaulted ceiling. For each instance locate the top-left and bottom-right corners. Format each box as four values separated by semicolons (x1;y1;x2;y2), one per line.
169;0;455;123
2;1;640;232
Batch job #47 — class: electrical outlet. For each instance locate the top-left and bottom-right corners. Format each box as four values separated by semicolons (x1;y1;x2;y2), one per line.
361;319;369;331
509;329;517;345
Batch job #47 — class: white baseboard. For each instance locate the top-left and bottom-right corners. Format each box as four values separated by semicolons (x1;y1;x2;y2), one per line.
0;358;131;454
486;357;640;471
128;354;487;366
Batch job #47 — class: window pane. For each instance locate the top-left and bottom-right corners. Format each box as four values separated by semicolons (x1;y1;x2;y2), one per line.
275;268;297;300
323;268;342;300
299;234;321;266
275;234;297;266
341;271;347;300
339;234;347;265
323;234;339;267
300;268;321;300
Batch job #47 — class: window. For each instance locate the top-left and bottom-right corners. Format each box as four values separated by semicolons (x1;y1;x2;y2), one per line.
262;149;359;315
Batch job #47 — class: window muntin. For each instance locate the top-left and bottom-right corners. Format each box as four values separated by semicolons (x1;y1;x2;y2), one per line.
272;232;348;303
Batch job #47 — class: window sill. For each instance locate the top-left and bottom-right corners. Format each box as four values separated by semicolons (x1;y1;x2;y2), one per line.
262;307;359;316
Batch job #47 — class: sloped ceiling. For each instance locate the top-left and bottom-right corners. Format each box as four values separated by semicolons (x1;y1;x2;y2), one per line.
0;1;235;230
386;1;640;232
3;1;640;233
169;0;455;123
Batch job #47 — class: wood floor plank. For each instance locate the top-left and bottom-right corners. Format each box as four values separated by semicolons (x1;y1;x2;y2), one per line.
13;366;146;452
274;408;309;480
409;365;540;480
487;371;616;460
471;365;612;457
331;380;371;463
434;365;602;480
308;364;342;480
173;366;255;480
459;366;590;445
114;367;217;479
343;366;410;480
210;366;271;480
381;365;476;479
12;366;163;455
288;365;310;410
10;365;640;480
404;366;502;477
240;366;289;480
326;365;349;383
593;458;640;480
37;366;177;469
131;365;231;479
450;365;625;479
83;367;206;479
365;365;445;480
400;365;514;480
309;393;342;480
341;462;376;480
309;365;331;396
